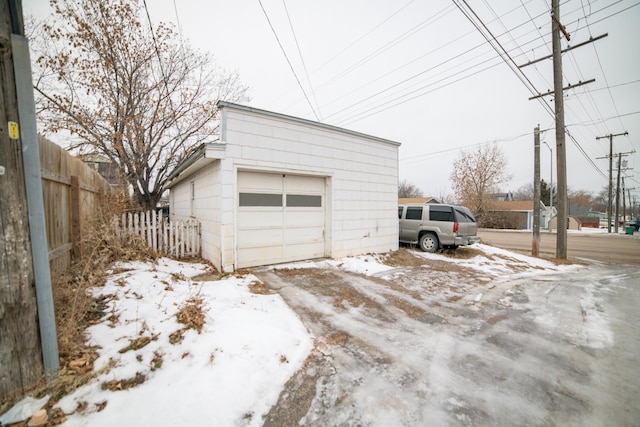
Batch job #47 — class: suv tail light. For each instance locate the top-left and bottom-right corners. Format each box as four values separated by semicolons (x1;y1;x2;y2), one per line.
453;222;459;233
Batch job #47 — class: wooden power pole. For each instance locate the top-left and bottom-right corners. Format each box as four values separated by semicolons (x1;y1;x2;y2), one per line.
596;132;629;233
1;0;59;398
532;126;541;256
523;3;602;258
552;0;568;259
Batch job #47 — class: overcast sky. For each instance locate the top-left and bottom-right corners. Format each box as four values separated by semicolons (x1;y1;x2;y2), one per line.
25;0;640;203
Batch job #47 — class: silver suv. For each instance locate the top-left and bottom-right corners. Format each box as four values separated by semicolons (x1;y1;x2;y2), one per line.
398;203;480;252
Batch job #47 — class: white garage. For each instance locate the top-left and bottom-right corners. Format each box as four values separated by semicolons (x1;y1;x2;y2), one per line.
166;101;399;272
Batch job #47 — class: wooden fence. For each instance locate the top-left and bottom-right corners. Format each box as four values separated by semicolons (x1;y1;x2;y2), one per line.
39;136;114;280
114;211;201;257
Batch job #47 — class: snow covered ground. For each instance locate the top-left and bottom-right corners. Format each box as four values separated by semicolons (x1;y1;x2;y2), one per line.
3;243;639;426
40;260;313;427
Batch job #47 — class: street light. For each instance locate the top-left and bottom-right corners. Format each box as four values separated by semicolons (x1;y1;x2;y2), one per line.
543;141;553;230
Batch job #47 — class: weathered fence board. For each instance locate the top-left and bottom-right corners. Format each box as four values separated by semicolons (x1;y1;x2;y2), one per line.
39;136;113;279
115;211;200;258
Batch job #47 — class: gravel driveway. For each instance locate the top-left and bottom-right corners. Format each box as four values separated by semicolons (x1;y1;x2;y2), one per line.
255;247;640;426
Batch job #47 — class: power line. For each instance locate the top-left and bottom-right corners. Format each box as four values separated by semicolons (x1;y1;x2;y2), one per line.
306;0;418;81
275;0;419;110
328;5;557;124
452;1;612;187
257;0;320;120
322;2;543;120
315;5;457;94
400;131;533;164
333;54;505;126
282;0;322;119
142;0;183;138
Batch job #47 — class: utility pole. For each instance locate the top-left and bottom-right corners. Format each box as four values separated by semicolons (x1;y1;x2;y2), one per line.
622;177;626;228
532;126;540;256
552;0;568;259
596;132;628;233
521;1;599;257
543;141;553;230
1;0;45;397
615;153;622;233
1;0;58;399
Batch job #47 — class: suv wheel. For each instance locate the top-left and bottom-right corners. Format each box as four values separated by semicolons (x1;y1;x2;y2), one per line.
419;233;439;253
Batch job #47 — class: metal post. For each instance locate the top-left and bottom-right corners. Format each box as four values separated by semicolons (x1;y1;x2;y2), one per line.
13;33;60;379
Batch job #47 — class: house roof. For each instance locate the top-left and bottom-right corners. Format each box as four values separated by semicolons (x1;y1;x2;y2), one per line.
217;101;401;147
398;197;439;205
491;200;535;211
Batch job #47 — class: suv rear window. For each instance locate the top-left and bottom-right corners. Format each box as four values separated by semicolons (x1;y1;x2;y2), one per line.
453;207;476;222
405;206;423;220
429;205;453;221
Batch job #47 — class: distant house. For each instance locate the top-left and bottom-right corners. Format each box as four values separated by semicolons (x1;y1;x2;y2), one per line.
492;192;514;202
166;101;400;272
488;200;536;229
487;200;585;230
79;152;122;187
398;197;440;205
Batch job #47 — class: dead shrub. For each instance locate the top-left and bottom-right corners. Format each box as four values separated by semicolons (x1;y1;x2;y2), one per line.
17;192;162;413
101;372;147;392
176;298;205;333
170;298;206;345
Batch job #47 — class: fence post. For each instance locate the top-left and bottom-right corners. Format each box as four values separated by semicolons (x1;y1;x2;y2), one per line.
197;221;201;257
186;220;191;256
70;176;81;259
162;215;168;254
180;222;185;258
145;211;151;247
169;220;174;257
152;211;158;252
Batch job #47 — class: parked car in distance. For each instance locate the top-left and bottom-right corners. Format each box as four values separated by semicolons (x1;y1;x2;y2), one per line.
398;203;480;252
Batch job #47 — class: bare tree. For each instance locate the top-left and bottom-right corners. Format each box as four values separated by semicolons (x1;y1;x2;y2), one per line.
449;143;510;221
512;183;533;201
32;0;249;210
398;179;423;198
513;179;554;205
593;186;608;213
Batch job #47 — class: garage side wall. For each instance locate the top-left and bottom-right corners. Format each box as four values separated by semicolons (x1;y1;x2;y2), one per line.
170;162;224;271
220;108;399;265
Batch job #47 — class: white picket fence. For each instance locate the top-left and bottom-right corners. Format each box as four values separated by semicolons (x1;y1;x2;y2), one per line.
115;211;200;258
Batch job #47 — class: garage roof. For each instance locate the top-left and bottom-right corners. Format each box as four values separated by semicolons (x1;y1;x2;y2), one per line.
218;101;401;147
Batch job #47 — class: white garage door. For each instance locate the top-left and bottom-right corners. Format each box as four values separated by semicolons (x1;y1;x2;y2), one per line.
237;171;326;268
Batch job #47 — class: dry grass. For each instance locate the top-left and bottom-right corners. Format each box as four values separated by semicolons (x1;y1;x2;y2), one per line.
170;298;206;345
176;298;205;333
248;281;274;295
54;193;158;371
382;293;427;320
0;194;165;420
382;248;427;267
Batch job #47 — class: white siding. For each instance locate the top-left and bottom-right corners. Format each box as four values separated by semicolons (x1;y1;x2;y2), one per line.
170;161;225;270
